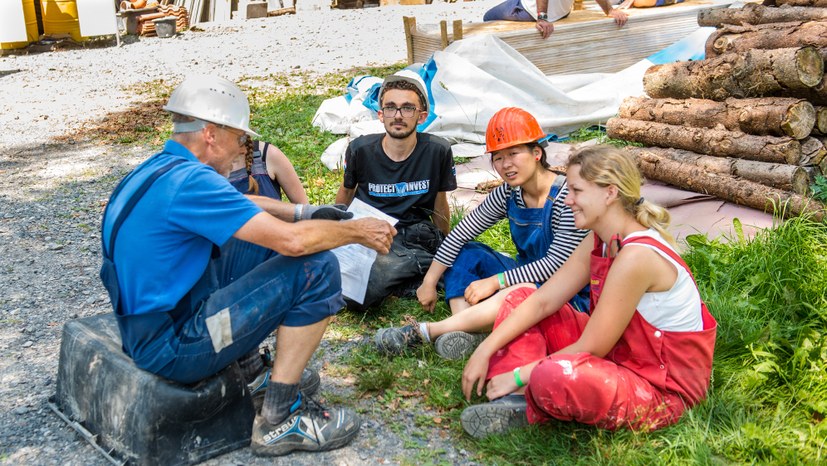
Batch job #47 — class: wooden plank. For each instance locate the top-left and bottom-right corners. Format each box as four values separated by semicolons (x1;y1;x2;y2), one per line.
404;16;417;65
452;19;462;41
407;0;734;75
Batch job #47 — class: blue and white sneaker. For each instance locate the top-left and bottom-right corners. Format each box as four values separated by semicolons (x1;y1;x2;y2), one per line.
249;367;321;411
251;394;361;456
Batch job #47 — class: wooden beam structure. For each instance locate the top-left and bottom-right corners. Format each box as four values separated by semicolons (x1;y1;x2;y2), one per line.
403;0;734;75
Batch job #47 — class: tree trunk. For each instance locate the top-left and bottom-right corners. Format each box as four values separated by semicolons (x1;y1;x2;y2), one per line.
777;0;827;7
626;146;817;194
705;21;827;58
606;118;812;165
627;147;826;220
698;3;827;28
813;106;827;135
618;96;815;139
643;46;824;101
784;75;827;105
800;137;827;166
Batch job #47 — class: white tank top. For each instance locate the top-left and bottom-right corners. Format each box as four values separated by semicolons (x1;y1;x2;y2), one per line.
623;230;703;332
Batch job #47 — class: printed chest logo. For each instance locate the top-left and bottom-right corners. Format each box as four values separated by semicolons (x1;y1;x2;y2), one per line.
368;180;430;197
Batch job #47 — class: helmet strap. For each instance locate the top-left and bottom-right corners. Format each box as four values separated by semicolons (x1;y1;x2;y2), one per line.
172;118;208;133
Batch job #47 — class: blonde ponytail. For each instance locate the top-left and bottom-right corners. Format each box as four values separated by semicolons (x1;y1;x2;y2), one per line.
568;145;676;247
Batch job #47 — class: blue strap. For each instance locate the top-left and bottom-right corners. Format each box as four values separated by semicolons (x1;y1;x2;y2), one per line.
548;174;565;202
101;159;185;261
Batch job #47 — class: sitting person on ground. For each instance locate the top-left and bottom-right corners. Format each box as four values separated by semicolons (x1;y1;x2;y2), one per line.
375;107;589;360
100;75;396;457
229;138;309;204
458;145;717;439
483;0;628;39
335;71;457;311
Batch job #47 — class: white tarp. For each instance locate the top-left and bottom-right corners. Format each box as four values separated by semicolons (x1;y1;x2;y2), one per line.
314;27;714;170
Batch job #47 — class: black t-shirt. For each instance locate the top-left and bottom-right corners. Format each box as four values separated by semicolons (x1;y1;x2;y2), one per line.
343;132;457;227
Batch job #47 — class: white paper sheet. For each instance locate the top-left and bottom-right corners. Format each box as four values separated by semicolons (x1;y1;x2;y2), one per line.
331;199;398;304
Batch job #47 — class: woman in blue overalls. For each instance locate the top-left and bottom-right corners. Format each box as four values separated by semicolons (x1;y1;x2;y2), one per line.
229;138;308;203
375;107;589;359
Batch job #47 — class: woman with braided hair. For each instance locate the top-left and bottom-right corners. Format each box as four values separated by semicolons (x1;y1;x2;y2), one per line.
229;138;308;203
458;145;717;439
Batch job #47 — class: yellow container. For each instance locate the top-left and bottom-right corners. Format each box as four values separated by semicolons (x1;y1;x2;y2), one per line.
1;0;39;51
40;0;85;42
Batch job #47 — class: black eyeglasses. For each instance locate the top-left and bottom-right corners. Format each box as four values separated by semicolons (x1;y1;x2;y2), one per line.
218;125;250;148
381;105;419;118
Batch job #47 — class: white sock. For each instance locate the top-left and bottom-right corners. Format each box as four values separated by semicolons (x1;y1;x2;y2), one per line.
419;322;432;343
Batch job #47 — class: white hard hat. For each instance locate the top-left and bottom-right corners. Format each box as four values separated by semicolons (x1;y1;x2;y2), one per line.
381;70;429;112
163;75;260;137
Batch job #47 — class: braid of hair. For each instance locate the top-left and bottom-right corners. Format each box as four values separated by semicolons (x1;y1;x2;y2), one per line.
245;138;259;195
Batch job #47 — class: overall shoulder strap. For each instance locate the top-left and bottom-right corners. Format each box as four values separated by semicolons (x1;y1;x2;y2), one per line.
622;236;697;285
548;174;565;202
102;159;186;260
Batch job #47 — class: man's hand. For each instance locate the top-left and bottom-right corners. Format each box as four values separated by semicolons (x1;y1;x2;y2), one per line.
299;204;354;221
609;9;628;26
352;218;396;254
536;19;554;39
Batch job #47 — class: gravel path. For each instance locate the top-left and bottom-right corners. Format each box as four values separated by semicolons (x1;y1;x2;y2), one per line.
0;2;499;464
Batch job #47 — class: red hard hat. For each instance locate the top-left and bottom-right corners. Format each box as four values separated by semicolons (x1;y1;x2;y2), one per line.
485;107;546;153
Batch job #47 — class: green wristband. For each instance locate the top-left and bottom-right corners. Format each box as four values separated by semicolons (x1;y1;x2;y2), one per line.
513;367;525;388
497;272;506;290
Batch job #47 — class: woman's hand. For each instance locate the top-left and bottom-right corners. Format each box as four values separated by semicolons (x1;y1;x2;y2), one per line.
417;282;438;312
485;370;519;400
462;345;492;401
464;277;499;306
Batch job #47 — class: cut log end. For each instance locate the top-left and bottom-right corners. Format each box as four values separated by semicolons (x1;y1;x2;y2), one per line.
797;46;825;88
785;101;817;139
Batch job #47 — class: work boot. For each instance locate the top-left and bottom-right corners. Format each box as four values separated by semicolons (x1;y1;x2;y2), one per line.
460;394;529;439
374;324;423;355
251;393;361;456
434;331;488;360
249;367;321;411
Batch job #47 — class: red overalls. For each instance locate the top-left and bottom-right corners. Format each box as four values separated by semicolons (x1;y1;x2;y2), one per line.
486;235;717;431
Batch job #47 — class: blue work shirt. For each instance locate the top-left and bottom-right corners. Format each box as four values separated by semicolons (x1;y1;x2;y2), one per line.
101;140;262;371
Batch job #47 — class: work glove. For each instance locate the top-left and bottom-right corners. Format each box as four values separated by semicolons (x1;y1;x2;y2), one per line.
296;204;354;221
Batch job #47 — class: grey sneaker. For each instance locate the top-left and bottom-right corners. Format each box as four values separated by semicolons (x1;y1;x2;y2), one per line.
251;394;361;456
249;367;321;411
460;394;529;439
434;331;488;360
374;324;423;355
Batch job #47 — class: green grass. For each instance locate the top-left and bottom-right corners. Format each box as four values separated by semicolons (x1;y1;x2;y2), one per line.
118;68;827;464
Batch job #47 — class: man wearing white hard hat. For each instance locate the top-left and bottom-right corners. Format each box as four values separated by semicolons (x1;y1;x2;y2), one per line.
100;75;396;457
336;70;457;311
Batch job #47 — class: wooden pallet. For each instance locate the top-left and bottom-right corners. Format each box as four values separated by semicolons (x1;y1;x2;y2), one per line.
404;0;734;75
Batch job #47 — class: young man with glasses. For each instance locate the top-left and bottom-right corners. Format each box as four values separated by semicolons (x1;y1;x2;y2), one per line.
335;71;457;311
100;75;396;457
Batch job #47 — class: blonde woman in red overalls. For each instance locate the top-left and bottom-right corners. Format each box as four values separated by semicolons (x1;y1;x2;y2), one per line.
460;145;717;438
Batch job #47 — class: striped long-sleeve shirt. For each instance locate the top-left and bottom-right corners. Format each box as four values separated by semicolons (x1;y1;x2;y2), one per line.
433;179;589;287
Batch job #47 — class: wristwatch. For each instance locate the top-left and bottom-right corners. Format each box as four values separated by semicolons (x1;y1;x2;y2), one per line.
538;12;548;20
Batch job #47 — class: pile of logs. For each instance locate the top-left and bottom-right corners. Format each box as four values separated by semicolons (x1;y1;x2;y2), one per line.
607;1;827;220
